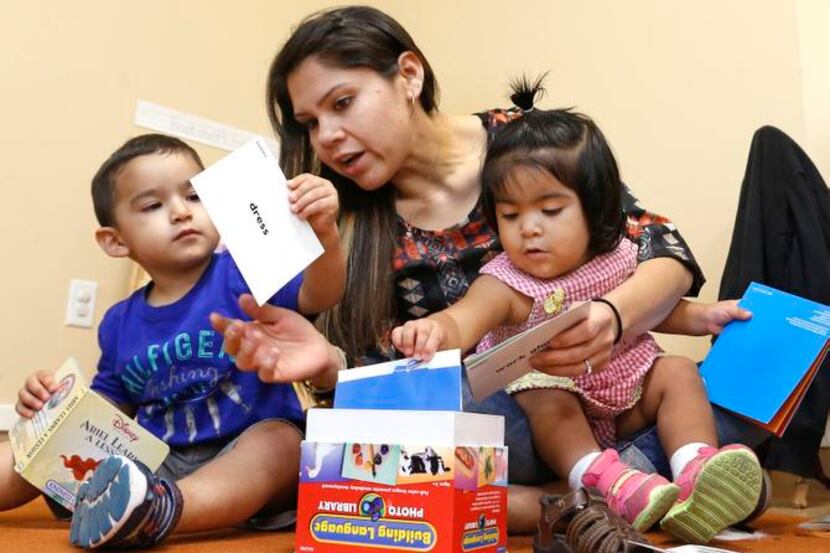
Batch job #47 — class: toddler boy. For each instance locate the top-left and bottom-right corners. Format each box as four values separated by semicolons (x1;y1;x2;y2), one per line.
0;134;346;548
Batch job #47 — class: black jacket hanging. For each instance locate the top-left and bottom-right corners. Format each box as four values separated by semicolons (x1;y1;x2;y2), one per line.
718;125;830;479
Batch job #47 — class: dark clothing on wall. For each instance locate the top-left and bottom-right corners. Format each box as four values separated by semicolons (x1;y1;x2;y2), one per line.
718;125;830;478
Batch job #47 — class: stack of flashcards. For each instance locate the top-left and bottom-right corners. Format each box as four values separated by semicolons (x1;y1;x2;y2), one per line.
8;359;169;511
295;350;508;553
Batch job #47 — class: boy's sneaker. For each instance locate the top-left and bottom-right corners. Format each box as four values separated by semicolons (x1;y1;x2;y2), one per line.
70;455;183;549
582;448;680;532
659;444;762;544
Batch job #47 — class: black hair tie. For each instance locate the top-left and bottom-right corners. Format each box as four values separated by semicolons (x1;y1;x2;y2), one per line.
511;90;535;111
592;298;623;345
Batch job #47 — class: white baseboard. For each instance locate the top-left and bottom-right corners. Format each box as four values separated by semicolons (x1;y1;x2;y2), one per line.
0;404;16;431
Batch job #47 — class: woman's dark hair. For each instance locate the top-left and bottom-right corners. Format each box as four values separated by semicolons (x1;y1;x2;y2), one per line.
481;76;626;257
265;6;440;359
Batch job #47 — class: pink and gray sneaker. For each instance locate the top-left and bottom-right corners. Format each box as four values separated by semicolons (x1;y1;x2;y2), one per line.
659;444;763;543
582;448;680;532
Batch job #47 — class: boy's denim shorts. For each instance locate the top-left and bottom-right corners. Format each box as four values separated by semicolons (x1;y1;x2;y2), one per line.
157;417;304;531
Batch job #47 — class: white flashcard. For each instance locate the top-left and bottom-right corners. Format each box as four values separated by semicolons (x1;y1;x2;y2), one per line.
464;302;591;401
191;137;323;305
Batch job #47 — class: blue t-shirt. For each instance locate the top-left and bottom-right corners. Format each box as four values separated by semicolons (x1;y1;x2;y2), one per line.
91;251;305;447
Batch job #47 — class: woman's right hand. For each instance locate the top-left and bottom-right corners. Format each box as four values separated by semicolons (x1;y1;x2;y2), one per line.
210;294;341;387
16;370;58;418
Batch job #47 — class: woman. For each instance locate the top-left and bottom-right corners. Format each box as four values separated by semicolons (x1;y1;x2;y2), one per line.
213;5;704;531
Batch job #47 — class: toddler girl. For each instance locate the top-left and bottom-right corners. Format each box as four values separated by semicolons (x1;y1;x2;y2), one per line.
392;78;762;543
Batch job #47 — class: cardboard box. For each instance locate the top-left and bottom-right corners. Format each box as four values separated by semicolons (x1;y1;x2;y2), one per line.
8;358;169;511
296;409;508;553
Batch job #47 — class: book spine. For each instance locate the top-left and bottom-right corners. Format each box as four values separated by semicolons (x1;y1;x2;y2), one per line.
19;390;85;467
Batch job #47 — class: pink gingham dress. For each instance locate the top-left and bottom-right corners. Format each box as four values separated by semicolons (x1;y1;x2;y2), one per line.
475;238;662;448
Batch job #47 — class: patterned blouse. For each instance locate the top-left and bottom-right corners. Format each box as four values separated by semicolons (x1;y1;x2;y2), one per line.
363;108;705;364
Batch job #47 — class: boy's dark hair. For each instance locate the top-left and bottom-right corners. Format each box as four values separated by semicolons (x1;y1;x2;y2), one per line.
91;134;203;227
481;75;626;257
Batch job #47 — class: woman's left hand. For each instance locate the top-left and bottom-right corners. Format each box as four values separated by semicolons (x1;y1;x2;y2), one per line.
528;301;617;378
693;299;752;335
210;294;338;384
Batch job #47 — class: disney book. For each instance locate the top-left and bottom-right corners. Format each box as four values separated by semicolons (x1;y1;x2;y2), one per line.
8;358;169;510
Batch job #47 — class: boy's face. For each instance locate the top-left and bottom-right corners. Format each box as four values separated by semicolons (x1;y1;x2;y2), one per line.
100;152;219;274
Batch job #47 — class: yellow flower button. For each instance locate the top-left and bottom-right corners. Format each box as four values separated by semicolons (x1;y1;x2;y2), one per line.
543;288;566;314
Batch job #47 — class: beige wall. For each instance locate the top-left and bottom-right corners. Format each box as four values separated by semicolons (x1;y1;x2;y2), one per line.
797;0;830;180
0;1;822;410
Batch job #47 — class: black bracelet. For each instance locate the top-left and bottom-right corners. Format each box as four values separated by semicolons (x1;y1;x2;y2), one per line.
592;297;623;345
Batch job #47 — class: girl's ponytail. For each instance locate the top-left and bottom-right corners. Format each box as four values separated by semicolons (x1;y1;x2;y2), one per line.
509;73;548;112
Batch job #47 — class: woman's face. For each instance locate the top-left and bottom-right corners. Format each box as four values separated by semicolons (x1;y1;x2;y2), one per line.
287;56;414;191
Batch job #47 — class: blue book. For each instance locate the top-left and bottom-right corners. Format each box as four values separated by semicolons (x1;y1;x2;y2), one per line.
699;282;830;436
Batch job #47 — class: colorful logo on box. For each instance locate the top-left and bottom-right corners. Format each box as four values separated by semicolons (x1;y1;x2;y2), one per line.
461;527;499;550
461;514;499;550
360;493;385;521
310;492;437;551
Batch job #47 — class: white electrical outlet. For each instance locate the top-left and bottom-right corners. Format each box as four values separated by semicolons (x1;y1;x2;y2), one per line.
65;279;98;328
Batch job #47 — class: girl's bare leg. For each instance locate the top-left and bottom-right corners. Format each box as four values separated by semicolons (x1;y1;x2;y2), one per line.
616;356;716;455
514;388;601;476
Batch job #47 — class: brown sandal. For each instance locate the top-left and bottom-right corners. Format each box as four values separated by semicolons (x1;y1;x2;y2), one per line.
534;487;654;553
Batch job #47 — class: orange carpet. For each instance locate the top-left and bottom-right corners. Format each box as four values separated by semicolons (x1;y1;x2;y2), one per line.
0;498;826;552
